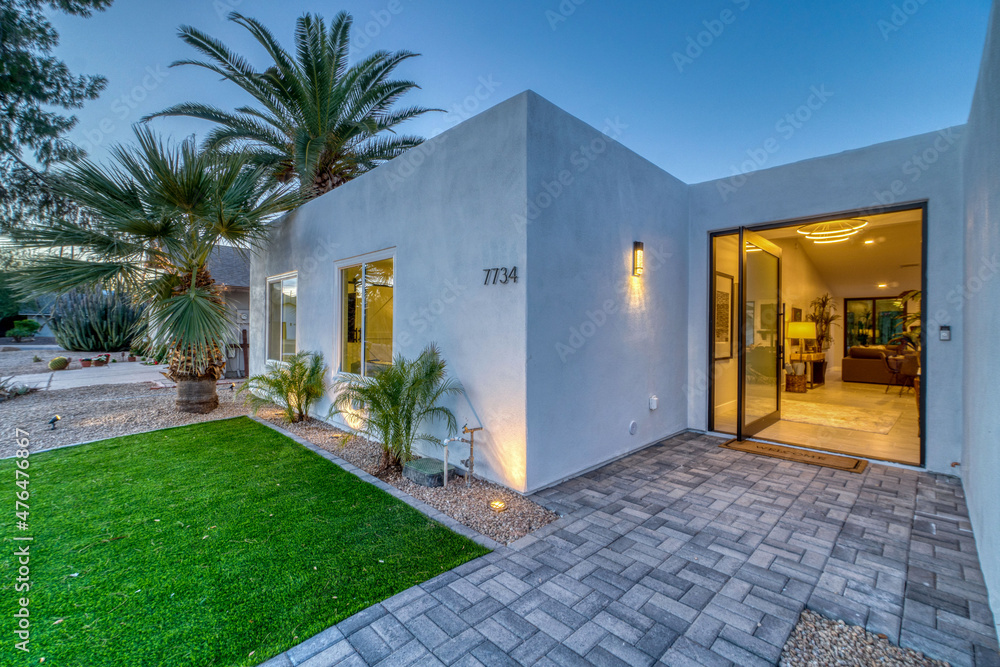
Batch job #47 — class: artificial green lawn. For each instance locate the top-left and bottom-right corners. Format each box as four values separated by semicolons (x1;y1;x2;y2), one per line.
0;417;489;666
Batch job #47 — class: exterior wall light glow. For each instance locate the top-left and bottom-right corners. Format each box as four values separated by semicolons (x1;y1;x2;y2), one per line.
633;242;644;276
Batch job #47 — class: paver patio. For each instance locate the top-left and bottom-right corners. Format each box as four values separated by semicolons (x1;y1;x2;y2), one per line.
260;431;1000;667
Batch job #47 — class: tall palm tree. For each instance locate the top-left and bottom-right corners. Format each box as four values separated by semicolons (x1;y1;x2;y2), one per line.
11;126;301;413
144;11;437;197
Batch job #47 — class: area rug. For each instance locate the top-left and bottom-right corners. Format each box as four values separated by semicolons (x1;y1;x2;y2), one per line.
780;402;901;434
720;439;868;473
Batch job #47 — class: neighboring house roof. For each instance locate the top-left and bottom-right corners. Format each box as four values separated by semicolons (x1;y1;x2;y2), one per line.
208;246;250;288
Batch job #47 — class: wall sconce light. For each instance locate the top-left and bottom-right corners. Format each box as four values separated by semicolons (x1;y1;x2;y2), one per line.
633;242;644;276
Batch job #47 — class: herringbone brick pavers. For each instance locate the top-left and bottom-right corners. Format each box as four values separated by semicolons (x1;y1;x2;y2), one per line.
260;432;999;666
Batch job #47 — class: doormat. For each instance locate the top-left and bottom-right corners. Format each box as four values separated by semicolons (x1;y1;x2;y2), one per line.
720;439;868;473
780;402;900;435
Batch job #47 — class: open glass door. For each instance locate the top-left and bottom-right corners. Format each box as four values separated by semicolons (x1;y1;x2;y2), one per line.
740;229;782;437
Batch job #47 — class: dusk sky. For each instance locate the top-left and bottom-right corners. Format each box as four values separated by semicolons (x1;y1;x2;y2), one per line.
51;0;991;184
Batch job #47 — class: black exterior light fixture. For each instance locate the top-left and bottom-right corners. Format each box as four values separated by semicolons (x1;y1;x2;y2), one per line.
633;241;644;276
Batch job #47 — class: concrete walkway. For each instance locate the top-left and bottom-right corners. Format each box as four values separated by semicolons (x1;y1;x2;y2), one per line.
258;432;999;667
8;363;169;390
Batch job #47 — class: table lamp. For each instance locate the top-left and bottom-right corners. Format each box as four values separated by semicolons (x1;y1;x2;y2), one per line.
787;321;818;357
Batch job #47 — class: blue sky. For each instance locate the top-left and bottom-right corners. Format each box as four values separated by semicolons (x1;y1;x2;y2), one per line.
50;0;991;184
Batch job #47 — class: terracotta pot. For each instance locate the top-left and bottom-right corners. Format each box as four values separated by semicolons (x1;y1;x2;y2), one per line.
94;360;106;367
127;356;136;362
176;378;219;414
81;360;92;368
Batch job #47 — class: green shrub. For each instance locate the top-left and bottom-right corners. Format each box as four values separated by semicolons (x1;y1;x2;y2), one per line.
330;345;465;470
48;357;69;370
239;351;328;423
5;319;41;341
49;290;144;352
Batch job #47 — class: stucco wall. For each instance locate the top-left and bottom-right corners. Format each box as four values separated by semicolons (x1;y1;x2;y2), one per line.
250;94;530;491
687;130;967;473
962;0;1000;637
523;93;690;492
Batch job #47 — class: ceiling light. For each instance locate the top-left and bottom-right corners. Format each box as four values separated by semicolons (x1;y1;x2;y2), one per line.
864;239;875;245
877;283;888;288
813;237;851;245
796;219;869;243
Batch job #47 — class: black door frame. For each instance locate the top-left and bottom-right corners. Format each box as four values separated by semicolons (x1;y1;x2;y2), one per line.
706;200;928;467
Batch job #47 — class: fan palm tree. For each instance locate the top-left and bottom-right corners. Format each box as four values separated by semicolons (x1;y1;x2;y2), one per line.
144;11;437;197
11;126;301;413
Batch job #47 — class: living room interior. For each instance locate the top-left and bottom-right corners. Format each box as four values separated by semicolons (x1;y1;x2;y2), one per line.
710;208;923;466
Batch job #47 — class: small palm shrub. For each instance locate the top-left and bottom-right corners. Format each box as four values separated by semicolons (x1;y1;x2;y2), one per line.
48;357;69;370
5;319;41;341
330;345;465;471
49;290;144;351
239;351;328;423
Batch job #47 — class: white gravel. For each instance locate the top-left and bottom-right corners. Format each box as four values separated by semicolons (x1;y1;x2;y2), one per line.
0;382;557;545
780;610;950;666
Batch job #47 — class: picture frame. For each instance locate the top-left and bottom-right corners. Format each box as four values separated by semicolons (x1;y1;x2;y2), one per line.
714;272;734;360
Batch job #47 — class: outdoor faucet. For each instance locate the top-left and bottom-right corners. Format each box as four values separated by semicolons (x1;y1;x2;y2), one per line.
441;424;482;488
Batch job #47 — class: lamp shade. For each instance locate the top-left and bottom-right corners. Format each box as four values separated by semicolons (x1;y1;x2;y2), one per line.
787;321;817;339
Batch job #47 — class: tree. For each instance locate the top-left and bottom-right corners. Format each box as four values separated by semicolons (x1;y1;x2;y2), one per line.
11;126;301;412
144;11;437;197
0;0;112;229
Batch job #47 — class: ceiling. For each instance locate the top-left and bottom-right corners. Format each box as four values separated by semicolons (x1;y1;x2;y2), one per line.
758;209;923;296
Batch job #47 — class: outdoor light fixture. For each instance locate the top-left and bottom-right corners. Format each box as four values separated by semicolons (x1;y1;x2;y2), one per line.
797;218;869;244
632;242;644;276
48;415;61;430
489;499;507;513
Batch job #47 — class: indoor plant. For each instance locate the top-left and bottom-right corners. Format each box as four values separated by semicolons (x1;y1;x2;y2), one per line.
807;293;840;352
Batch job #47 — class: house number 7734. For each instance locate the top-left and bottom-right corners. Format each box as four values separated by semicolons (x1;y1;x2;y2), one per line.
483;267;518;285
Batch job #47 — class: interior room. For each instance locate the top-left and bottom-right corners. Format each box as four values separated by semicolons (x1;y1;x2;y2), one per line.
711;208;923;465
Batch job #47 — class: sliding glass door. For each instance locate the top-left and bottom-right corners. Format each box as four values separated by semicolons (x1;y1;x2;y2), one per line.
710;229;783;439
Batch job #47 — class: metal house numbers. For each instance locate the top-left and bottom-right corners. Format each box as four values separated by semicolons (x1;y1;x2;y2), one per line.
482;267;518;285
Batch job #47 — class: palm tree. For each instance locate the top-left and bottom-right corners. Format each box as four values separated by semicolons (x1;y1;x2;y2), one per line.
330;345;465;471
144;11;437;197
11;126;301;413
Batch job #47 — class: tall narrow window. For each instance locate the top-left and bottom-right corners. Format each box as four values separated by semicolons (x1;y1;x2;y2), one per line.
341;258;393;376
267;274;297;361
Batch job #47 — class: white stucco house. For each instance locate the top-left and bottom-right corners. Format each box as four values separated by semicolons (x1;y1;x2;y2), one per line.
252;0;1000;629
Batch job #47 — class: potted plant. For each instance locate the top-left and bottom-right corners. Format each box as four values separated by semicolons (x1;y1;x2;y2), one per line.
81;358;93;368
93;354;110;367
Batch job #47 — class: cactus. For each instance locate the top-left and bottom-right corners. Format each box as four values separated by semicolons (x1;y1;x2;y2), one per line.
49;290;145;352
48;357;69;370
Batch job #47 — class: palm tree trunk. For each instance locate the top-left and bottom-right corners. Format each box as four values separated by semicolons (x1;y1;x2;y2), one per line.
176;377;220;413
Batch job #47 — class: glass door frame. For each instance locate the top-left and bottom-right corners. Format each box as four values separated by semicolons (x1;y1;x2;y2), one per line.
739;229;783;438
707;228;783;441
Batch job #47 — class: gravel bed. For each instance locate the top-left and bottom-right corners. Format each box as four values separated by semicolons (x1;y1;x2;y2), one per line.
780;610;949;666
0;347;119;377
0;383;558;545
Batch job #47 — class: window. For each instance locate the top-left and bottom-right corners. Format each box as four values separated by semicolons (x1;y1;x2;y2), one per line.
844;297;905;352
267;274;297;361
341;258;393;376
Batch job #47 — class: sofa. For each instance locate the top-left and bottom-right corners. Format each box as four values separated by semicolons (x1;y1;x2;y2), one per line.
842;345;912;384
